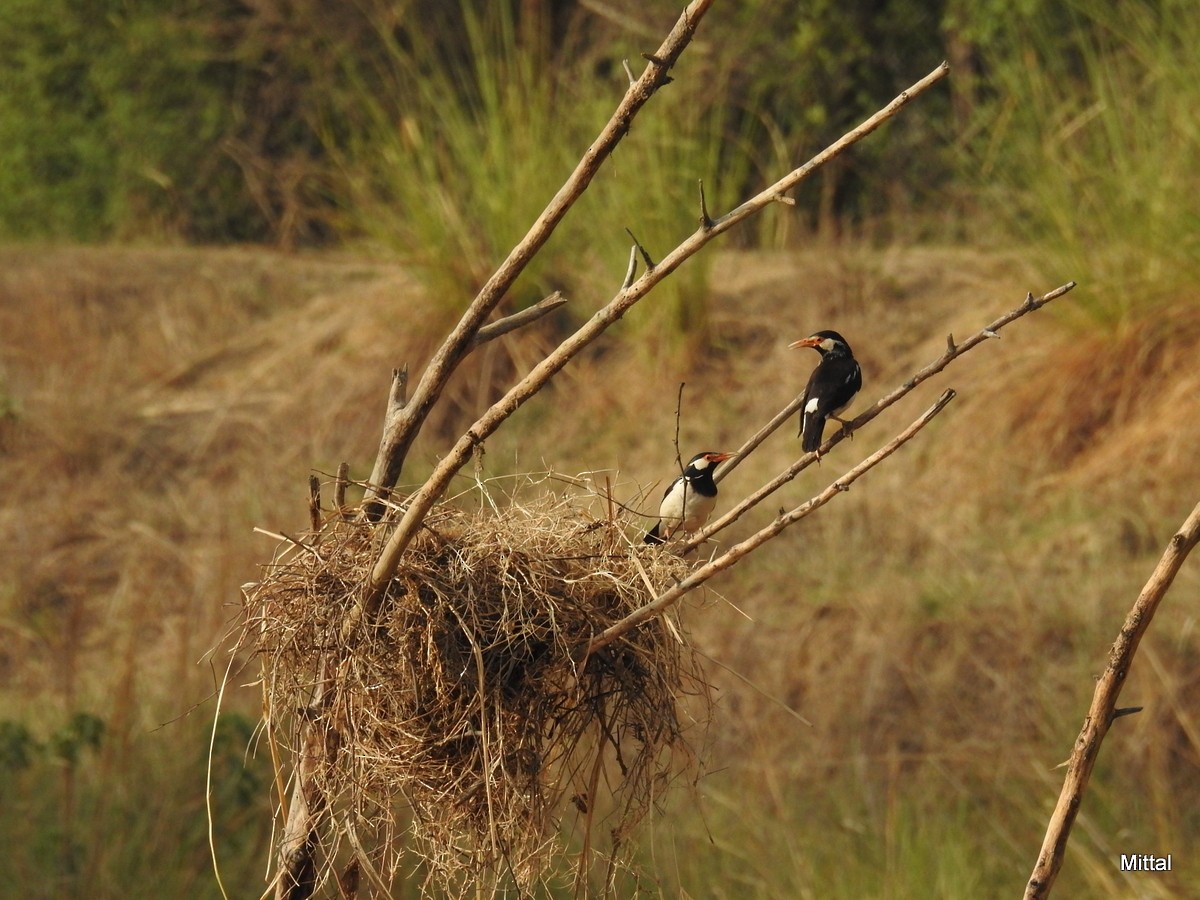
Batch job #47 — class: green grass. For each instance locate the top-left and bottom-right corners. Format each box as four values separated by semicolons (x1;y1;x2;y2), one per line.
0;709;271;900
629;752;1199;899
334;4;750;345
966;0;1200;329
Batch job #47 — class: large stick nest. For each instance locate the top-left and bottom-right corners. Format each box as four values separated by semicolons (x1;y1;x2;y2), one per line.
240;478;710;894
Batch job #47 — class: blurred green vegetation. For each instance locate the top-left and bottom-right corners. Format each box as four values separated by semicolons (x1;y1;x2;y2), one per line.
334;3;744;331
3;0;1196;327
965;0;1200;327
0;0;954;247
0;709;271;899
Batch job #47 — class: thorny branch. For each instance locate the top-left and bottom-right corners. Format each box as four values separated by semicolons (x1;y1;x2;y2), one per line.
1024;501;1200;900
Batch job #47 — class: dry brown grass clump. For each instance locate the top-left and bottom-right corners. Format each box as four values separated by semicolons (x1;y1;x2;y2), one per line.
240;479;707;894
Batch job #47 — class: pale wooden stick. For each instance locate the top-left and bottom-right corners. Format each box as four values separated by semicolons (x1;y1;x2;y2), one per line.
470;291;567;348
695;282;1076;550
276;659;332;900
351;62;952;628
582;389;957;658
360;1;717;515
1024;501;1200;899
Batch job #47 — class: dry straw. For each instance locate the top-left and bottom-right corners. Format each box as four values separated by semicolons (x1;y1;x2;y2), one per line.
241;476;707;894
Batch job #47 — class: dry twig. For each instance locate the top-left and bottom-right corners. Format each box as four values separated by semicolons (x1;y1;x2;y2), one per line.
1024;501;1200;899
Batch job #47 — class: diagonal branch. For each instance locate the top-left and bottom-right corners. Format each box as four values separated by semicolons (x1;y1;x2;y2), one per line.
693;282;1076;551
348;62;952;629
582;389;958;659
360;0;716;517
1024;501;1200;900
470;291;567;349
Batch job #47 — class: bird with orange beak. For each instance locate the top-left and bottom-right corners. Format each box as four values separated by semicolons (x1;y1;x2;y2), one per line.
789;330;863;454
644;451;735;544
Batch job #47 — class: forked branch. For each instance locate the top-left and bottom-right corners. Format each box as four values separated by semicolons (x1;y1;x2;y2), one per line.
350;62;952;628
360;0;717;516
1024;501;1200;899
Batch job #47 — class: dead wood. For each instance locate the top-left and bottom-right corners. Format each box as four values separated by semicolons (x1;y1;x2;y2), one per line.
1024;501;1200;899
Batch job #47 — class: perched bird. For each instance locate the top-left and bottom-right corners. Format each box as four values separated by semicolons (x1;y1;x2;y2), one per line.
644;451;734;544
790;330;863;454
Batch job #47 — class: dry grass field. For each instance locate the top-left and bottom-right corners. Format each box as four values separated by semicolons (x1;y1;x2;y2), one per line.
1;243;1198;898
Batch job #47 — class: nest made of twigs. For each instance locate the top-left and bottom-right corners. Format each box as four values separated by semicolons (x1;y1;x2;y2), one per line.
240;477;710;895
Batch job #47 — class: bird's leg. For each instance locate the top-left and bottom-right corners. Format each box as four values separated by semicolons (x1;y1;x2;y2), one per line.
830;415;855;441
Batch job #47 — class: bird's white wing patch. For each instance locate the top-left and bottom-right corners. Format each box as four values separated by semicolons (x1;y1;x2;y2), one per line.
804;396;820;413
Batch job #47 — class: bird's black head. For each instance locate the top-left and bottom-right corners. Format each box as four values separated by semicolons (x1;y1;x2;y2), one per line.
683;451;734;477
788;330;854;358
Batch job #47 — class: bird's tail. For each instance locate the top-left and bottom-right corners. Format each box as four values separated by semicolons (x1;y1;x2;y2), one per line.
644;522;664;545
801;412;825;453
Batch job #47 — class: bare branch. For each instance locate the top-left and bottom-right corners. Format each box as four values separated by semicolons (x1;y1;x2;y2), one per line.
702;281;1076;546
583;389;957;658
347;63;953;628
276;674;331;900
700;63;949;234
360;0;716;515
1024;500;1200;900
469;292;567;349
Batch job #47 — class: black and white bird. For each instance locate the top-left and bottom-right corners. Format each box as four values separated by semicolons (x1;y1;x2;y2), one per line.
790;330;863;454
644;451;734;545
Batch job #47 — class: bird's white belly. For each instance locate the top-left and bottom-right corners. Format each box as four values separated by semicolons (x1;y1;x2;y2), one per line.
661;489;716;537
